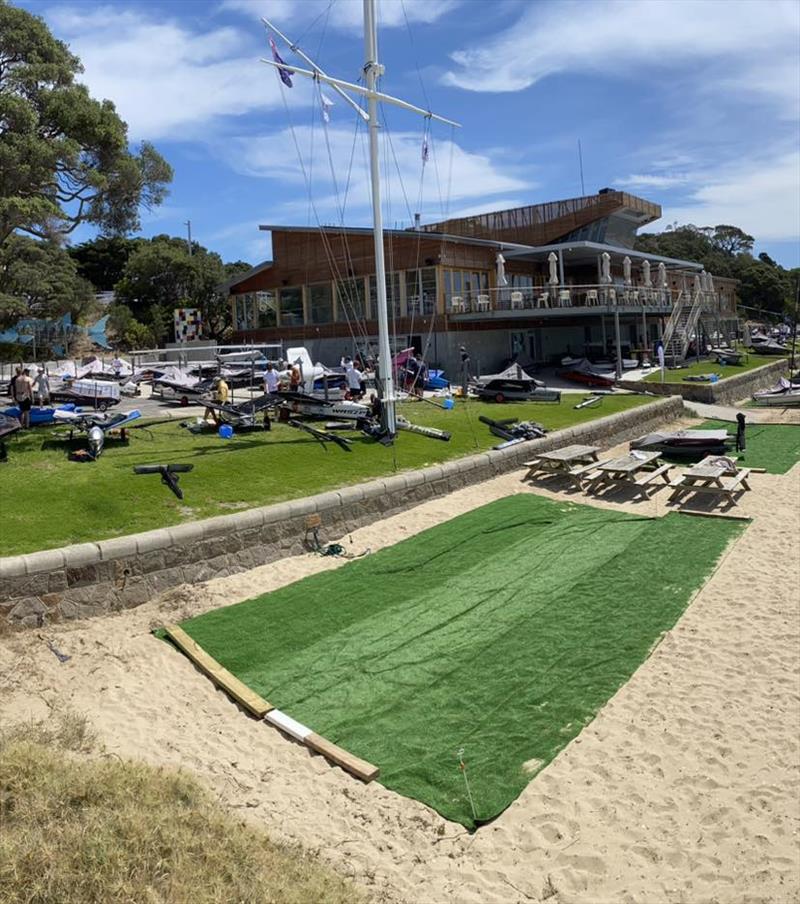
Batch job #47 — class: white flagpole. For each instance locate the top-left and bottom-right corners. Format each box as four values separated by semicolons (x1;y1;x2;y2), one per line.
363;0;395;434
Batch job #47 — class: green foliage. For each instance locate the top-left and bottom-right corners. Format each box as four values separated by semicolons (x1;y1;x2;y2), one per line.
0;233;95;327
69;236;142;290
636;222;792;316
106;302;154;349
114;234;231;340
0;1;172;244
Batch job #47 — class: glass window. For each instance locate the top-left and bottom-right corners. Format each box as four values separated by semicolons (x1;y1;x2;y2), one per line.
255;291;276;328
369;272;401;318
405;268;437;315
309;283;333;324
336;278;366;322
279;287;303;326
234;294;254;331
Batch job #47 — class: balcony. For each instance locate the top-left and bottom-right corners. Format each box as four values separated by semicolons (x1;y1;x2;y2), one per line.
446;284;685;318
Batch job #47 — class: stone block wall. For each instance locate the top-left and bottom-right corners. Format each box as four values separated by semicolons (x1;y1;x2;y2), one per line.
618;359;789;404
1;397;683;628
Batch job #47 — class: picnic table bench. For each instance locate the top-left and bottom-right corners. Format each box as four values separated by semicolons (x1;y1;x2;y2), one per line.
585;451;672;499
668;456;752;506
524;444;601;488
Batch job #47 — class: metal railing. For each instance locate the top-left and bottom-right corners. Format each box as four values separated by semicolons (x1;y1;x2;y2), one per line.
447;283;683;315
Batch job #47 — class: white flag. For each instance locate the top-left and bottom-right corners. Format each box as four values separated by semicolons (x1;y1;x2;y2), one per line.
320;91;334;123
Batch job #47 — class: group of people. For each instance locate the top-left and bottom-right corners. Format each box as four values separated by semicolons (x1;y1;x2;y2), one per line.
8;365;50;428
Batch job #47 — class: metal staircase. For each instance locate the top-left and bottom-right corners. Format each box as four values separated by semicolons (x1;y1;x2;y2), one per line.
661;289;705;364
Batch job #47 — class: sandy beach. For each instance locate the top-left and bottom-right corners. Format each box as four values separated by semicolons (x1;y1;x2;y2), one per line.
1;427;798;904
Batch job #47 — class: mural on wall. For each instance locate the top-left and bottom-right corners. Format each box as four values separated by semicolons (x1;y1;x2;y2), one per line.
174;308;202;341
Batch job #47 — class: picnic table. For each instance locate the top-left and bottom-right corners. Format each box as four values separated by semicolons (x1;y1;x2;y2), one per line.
524;444;601;487
668;456;752;506
586;450;672;499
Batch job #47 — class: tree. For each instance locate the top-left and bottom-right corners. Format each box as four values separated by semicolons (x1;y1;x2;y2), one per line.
114;235;231;341
69;236;142;291
0;1;173;245
710;225;754;256
733;255;790;316
0;233;95;327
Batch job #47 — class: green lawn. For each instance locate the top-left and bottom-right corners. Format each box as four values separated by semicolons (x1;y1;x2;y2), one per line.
172;494;745;828
643;355;784;383
700;419;800;474
0;394;649;556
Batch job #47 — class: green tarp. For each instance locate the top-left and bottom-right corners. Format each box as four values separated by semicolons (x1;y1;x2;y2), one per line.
176;495;745;828
700;419;800;474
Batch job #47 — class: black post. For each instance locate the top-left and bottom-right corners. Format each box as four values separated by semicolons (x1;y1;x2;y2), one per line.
791;274;799;374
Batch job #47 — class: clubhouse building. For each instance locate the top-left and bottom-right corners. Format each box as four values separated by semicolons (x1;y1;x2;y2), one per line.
227;190;739;374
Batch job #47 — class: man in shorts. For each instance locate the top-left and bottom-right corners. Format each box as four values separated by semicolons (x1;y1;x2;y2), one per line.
15;368;34;428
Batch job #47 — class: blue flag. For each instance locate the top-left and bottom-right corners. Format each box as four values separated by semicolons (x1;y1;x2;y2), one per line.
269;36;294;88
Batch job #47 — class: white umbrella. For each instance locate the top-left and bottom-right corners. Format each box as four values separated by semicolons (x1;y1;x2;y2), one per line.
548;252;559;285
623;256;632;286
694;273;702;296
601;252;611;284
496;252;508;287
658;262;667;288
642;259;652;287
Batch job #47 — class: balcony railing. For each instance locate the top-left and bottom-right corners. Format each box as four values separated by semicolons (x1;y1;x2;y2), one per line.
447;284;688;315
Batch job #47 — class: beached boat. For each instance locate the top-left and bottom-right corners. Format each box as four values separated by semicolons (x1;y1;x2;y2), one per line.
630;429;733;459
752;378;800;407
559;358;616;388
1;403;77;426
473;364;560;402
751;339;789;356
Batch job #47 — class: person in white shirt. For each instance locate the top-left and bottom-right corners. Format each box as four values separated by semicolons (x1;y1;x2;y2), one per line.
344;360;364;399
263;362;280;394
33;368;50;405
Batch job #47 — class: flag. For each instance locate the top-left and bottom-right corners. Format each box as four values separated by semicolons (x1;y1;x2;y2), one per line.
421;138;429;163
320;91;334;123
269;35;294;88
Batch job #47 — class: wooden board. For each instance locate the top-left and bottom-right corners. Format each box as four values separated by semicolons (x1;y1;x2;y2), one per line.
164;625;274;718
306;732;380;783
675;510;751;522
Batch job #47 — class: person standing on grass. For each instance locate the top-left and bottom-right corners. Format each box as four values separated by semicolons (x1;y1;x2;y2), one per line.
460;345;470;398
9;365;22;402
736;412;746;454
263;362;280;395
15;368;34;428
344;358;363;399
289;365;301;392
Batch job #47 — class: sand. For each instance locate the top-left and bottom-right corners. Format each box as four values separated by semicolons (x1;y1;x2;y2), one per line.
1;424;798;904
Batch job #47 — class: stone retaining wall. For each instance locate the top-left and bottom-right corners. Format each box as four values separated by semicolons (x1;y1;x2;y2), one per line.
618;359;789;405
1;397;683;628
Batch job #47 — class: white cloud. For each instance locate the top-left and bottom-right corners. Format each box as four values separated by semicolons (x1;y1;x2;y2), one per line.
43;4;304;141
221;0;460;29
615;174;693;190
658;150;800;242
443;0;800;116
217;124;531;224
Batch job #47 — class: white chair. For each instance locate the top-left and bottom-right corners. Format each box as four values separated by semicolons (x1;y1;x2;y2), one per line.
585;289;599;306
607;288;617;305
476;294;491;312
537;292;550;309
558;289;572;307
510;291;524;310
450;295;465;313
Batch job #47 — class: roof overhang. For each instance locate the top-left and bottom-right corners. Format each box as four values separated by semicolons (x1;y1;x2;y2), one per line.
223;260;274;293
504;240;702;271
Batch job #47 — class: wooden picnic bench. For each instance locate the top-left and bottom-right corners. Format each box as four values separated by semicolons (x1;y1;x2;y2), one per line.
585;451;672;499
668;456;752;506
524;444;601;487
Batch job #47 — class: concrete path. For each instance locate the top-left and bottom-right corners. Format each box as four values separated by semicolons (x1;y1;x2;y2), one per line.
684;399;800;425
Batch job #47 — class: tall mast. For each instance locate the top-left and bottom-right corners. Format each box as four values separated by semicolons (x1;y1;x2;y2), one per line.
363;0;395;434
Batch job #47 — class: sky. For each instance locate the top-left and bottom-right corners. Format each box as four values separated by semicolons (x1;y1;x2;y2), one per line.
19;0;800;268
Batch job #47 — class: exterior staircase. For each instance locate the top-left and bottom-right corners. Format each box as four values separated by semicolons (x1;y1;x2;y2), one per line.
661;289;705;364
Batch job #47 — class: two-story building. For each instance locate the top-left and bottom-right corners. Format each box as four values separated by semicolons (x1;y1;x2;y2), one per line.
227;189;739;374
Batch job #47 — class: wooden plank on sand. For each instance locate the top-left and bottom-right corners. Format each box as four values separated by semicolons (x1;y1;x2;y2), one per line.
675;510;750;522
164;625;274;718
306;732;380;783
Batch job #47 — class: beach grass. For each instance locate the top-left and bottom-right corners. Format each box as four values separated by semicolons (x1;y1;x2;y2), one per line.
0;712;361;904
0;394;649;556
642;356;784;383
174;494;746;829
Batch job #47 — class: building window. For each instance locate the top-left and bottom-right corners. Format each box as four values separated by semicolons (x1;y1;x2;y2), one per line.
255;291;277;328
336;278;366;323
279;287;303;326
309;283;333;324
234;294;255;331
510;273;534;289
405;267;437;315
369;272;401;318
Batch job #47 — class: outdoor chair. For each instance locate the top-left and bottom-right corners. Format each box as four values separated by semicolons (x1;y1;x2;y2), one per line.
450;295;465;313
558;290;572;307
476;294;491;312
537;292;551;309
510;291;524;310
585;289;599;306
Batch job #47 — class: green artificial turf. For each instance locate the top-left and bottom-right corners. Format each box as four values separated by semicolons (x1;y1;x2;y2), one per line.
175;494;746;829
643;355;783;383
0;395;648;556
700;419;800;474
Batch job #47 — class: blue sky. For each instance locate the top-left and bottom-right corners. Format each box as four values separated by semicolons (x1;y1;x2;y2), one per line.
20;0;800;267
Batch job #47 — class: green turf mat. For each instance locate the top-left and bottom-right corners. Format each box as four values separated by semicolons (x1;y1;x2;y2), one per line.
700;419;800;474
176;495;745;828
